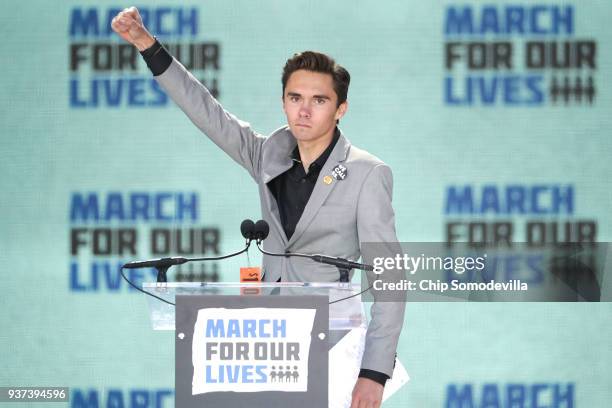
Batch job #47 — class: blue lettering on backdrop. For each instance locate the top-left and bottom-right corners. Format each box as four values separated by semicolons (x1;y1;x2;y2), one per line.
70;261;157;292
70;78;168;108
444;75;544;106
70;192;199;222
445;383;574;408
71;388;173;408
69;8;198;38
506;384;526;406
446;384;473;407
444;6;574;36
444;185;574;215
482;383;500;406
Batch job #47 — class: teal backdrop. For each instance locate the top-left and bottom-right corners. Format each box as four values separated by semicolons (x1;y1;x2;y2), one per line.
1;0;611;406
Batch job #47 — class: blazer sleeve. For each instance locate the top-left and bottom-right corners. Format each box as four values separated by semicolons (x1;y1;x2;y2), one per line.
356;164;407;378
154;58;265;181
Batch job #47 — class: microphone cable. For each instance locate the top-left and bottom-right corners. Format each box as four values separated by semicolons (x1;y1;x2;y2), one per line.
120;241;252;306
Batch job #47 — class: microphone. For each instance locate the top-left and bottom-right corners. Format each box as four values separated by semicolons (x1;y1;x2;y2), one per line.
122;257;188;269
311;254;374;272
254;219;269;241
122;257;189;283
252;220;372;282
240;219;256;240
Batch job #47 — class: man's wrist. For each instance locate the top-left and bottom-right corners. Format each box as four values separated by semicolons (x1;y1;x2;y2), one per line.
358;369;389;387
139;38;173;76
134;33;156;52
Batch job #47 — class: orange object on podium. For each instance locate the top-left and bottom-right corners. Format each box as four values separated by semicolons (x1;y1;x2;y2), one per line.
240;267;261;282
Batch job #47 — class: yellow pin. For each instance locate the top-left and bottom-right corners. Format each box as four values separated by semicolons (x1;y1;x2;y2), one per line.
323;176;333;185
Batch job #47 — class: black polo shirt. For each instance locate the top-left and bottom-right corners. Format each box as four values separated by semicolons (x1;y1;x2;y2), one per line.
267;129;340;240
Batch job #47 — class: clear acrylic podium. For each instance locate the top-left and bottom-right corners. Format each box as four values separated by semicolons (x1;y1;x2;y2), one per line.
143;282;366;331
142;282;368;408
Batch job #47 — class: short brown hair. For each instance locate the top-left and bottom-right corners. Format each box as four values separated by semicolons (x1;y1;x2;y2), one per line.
282;51;350;107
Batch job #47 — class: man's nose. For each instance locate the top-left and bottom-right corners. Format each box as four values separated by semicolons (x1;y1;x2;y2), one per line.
298;103;311;118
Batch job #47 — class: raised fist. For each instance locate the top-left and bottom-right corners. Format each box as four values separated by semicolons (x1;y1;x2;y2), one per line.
111;7;155;51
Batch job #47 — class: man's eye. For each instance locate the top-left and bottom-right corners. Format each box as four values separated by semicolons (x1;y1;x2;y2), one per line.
314;98;325;104
290;96;300;102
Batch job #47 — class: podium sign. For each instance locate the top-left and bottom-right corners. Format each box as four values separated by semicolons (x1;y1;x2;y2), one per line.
175;295;329;408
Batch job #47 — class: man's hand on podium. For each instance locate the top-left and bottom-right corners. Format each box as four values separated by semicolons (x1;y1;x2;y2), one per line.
351;377;384;408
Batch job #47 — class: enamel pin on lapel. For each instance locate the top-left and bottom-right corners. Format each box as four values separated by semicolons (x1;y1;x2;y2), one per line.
331;164;347;180
323;175;333;185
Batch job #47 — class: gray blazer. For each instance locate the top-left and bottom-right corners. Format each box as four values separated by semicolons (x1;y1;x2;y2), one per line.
155;58;405;377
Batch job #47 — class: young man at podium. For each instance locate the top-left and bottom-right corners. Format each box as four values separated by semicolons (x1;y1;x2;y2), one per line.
112;7;405;407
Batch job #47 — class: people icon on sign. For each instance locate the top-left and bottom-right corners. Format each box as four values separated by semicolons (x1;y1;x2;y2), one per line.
269;365;299;383
292;366;299;382
270;366;277;383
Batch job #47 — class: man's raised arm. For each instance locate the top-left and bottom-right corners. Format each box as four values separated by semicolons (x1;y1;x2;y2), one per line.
111;7;265;180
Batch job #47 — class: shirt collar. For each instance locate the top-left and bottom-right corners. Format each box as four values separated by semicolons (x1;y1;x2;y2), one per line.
291;128;341;170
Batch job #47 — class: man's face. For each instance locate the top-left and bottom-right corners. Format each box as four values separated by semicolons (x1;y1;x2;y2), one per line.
283;70;347;144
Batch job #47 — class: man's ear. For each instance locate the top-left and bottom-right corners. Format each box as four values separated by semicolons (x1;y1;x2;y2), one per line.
335;100;348;121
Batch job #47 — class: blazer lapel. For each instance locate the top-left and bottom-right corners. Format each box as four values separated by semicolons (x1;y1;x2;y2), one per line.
261;129;296;245
262;187;287;245
287;133;351;248
261;128;296;184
